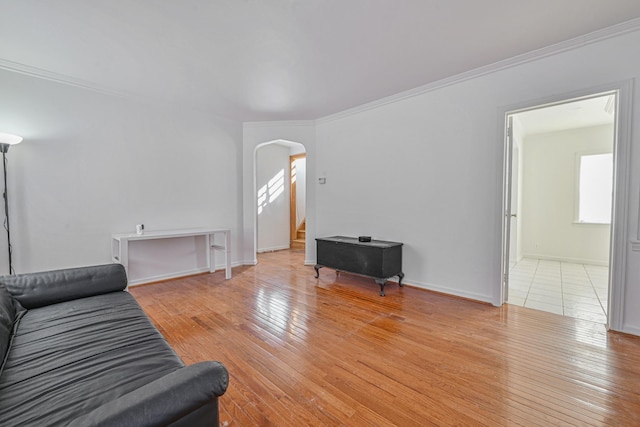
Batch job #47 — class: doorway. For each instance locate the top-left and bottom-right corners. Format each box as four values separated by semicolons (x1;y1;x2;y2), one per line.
255;140;306;255
290;154;306;250
502;93;617;324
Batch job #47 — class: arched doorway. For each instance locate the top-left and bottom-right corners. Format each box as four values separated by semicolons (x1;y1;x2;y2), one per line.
254;139;306;258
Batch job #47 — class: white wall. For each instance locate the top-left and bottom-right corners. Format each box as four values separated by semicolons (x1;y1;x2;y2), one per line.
313;28;640;335
242;121;317;265
520;125;613;265
290;145;305;156
256;143;290;252
316;94;501;303
0;68;242;275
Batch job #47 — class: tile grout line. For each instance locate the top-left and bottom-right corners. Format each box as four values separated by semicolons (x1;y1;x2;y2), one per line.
584;263;607;318
522;258;539;307
507;258;535;307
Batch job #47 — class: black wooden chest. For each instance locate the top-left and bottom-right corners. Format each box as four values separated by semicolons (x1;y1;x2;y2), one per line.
314;236;404;296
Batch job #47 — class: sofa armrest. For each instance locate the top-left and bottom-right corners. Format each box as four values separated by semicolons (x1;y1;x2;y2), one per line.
0;264;127;309
68;361;229;427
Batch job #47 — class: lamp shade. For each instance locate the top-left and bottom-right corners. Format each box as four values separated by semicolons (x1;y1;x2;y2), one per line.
0;133;23;145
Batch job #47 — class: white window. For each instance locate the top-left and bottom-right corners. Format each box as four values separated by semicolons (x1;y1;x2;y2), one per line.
578;153;613;224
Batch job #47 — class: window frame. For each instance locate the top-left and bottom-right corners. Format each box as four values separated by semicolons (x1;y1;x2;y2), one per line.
574;150;614;225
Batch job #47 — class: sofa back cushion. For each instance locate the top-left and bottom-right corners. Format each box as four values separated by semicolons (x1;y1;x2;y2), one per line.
0;283;23;371
1;264;127;309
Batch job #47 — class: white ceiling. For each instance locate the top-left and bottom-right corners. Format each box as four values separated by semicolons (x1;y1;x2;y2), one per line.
2;1;640;122
515;94;616;136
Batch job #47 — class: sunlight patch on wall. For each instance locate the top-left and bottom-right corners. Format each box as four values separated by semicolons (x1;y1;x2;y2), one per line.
268;169;285;203
257;169;285;215
257;184;267;215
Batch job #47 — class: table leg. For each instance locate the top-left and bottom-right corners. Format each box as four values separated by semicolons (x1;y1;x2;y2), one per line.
224;230;231;279
120;241;129;277
206;234;213;273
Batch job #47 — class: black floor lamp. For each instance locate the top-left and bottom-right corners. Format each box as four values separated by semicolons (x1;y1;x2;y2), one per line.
0;132;23;275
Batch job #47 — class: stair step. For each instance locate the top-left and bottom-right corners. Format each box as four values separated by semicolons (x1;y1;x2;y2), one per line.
290;239;305;250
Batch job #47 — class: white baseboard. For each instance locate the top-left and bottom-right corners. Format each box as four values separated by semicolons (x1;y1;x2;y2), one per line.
257;245;290;253
307;261;491;303
396;278;493;304
212;261;244;271
620;324;640;336
128;267;211;287
522;253;609;267
127;261;244;287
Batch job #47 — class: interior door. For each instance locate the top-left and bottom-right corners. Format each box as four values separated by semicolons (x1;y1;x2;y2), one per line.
501;116;514;303
508;143;519;269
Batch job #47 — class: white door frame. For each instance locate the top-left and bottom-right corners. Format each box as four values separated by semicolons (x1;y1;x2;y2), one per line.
498;80;633;332
501;116;514;304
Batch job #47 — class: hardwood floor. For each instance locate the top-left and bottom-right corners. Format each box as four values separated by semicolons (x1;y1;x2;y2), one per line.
129;249;640;426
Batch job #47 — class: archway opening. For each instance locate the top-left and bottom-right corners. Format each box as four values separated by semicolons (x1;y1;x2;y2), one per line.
254;139;306;260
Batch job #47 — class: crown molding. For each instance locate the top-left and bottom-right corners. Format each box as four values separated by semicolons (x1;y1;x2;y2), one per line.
3;17;640;126
0;58;245;124
317;17;640;124
0;58;129;98
0;58;315;127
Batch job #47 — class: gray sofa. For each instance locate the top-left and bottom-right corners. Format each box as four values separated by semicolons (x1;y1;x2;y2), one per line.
0;263;228;426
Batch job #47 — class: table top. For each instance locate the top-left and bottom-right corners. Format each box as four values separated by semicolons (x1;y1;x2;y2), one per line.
316;235;403;248
112;228;230;241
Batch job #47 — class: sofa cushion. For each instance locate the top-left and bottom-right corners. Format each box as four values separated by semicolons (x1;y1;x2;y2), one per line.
0;291;185;427
0;283;24;373
1;263;128;309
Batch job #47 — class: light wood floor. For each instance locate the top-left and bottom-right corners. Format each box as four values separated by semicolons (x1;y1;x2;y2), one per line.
130;249;640;426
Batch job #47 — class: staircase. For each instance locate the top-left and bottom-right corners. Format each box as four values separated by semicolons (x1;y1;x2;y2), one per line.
291;220;305;250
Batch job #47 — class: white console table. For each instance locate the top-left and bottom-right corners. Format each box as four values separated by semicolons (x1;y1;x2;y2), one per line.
112;228;231;286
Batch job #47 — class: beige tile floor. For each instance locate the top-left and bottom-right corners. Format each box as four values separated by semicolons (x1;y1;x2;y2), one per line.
507;258;608;323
